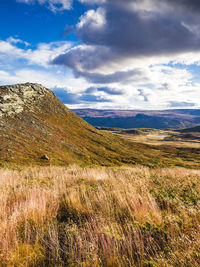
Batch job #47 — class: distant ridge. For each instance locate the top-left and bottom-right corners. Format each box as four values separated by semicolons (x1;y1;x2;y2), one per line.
178;125;200;133
73;109;200;129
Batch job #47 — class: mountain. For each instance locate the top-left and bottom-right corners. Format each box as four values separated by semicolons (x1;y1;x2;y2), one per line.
73;109;200;129
0;83;134;166
0;83;200;168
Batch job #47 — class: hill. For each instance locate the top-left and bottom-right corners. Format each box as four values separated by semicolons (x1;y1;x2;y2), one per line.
0;83;200;168
178;125;200;133
73;109;200;129
0;83;136;166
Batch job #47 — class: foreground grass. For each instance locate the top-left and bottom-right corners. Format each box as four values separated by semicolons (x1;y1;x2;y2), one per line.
0;166;200;266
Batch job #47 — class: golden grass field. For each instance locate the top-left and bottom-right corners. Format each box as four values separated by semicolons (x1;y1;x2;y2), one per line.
0;165;200;266
109;128;200;149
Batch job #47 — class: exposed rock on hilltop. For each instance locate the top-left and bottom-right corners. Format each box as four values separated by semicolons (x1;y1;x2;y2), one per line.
0;83;68;118
0;83;51;117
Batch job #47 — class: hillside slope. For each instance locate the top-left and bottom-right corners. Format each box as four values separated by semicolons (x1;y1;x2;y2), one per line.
178;125;200;133
0;83;133;166
0;83;200;168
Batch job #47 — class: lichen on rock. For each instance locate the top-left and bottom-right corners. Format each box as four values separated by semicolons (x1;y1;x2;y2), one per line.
0;83;53;117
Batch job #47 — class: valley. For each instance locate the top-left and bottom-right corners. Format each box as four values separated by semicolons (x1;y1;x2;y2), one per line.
98;127;200;149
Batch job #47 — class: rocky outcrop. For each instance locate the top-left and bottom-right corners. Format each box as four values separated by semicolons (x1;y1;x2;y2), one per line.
0;83;54;117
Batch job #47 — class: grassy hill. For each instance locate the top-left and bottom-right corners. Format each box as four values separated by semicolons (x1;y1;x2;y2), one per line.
0;83;200;168
0;83;141;166
178;125;200;133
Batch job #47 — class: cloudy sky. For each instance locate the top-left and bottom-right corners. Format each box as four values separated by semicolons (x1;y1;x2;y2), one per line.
1;0;200;109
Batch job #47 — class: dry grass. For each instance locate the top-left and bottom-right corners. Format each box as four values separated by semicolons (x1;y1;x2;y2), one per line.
115;129;200;149
0;165;200;266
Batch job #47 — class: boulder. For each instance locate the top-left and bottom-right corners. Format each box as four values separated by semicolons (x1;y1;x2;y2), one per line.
40;155;50;161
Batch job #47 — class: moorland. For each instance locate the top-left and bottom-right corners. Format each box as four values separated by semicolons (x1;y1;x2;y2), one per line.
1;165;200;266
1;83;200;266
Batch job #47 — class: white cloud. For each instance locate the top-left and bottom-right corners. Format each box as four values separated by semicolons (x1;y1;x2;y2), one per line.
0;68;91;91
2;37;200;110
27;41;72;67
0;38;72;67
77;8;106;30
7;37;30;47
79;0;105;4
0;37;93;100
16;0;73;12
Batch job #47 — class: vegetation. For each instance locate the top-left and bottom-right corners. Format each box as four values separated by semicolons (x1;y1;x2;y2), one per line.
0;165;200;266
2;106;200;168
1;84;200;266
96;126;150;135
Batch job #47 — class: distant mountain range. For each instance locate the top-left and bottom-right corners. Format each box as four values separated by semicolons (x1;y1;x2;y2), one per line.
73;109;200;129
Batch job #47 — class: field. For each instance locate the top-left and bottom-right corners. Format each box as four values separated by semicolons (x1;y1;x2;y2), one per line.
1;165;200;266
98;127;200;149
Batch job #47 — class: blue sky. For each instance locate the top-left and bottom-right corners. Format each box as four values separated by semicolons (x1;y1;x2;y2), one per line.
0;0;200;109
0;0;86;44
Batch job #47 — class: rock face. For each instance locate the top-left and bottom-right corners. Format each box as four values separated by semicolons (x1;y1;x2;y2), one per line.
0;83;53;117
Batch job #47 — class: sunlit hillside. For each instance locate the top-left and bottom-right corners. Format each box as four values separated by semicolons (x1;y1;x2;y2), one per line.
1;166;200;266
1;83;200;169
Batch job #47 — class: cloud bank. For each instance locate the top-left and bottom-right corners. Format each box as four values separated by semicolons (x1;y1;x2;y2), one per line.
53;0;200;74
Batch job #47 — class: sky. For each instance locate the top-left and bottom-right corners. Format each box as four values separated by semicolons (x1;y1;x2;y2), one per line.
1;0;200;110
